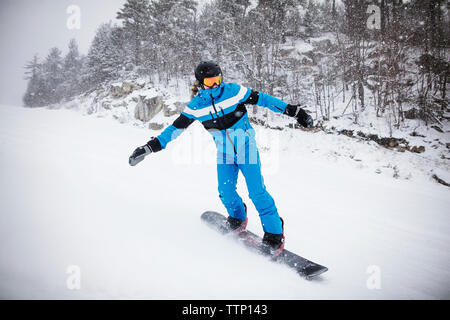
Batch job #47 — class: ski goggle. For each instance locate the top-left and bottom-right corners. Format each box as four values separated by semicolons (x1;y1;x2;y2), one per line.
203;75;222;87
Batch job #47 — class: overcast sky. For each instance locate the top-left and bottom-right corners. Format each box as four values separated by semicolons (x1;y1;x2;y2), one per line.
0;0;127;106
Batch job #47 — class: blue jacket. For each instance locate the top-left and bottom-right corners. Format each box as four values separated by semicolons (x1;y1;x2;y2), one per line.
153;82;289;156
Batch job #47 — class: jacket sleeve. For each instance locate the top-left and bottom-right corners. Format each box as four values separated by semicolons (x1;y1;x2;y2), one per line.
243;89;288;114
155;112;195;150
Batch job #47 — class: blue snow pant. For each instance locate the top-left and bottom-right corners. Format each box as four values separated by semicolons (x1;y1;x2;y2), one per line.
217;149;283;235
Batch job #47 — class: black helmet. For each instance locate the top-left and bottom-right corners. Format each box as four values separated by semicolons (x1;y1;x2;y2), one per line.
194;61;222;83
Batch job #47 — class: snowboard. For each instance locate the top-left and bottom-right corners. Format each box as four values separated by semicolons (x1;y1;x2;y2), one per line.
201;211;328;280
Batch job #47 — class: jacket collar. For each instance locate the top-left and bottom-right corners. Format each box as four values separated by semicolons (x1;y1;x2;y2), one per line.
198;82;225;101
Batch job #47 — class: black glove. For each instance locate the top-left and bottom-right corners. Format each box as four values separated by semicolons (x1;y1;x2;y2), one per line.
284;104;314;128
129;138;162;166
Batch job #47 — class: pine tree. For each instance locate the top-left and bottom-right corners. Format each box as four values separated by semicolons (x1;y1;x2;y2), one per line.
408;0;448;50
145;0;198;82
86;23;124;87
24;54;41;81
42;47;64;104
304;0;319;37
23;55;46;107
61;39;83;98
117;0;151;67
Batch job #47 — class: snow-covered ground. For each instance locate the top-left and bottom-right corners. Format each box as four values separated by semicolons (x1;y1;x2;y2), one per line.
0;104;449;299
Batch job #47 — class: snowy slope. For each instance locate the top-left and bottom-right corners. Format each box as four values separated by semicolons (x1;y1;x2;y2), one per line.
0;104;449;299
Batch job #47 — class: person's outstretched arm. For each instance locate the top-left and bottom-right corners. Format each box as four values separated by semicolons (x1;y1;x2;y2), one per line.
129;112;195;166
244;89;314;128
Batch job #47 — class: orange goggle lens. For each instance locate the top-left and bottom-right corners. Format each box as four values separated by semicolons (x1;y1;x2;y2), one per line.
203;75;222;87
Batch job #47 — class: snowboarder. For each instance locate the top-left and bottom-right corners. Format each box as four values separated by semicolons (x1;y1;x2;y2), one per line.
129;61;313;257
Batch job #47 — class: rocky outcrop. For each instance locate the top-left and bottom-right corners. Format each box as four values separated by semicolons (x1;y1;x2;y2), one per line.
148;123;164;130
164;101;186;117
322;127;427;154
111;81;143;98
134;95;166;122
432;174;450;187
86;81;188;129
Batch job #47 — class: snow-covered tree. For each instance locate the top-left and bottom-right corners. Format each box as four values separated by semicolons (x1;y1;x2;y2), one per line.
85;23;125;87
21;0;449;128
116;0;151;67
59;39;83;98
41;47;64;104
147;0;198;82
23;55;46;107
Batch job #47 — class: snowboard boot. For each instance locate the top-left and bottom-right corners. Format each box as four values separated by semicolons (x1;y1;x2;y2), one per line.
223;203;248;234
261;217;285;258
